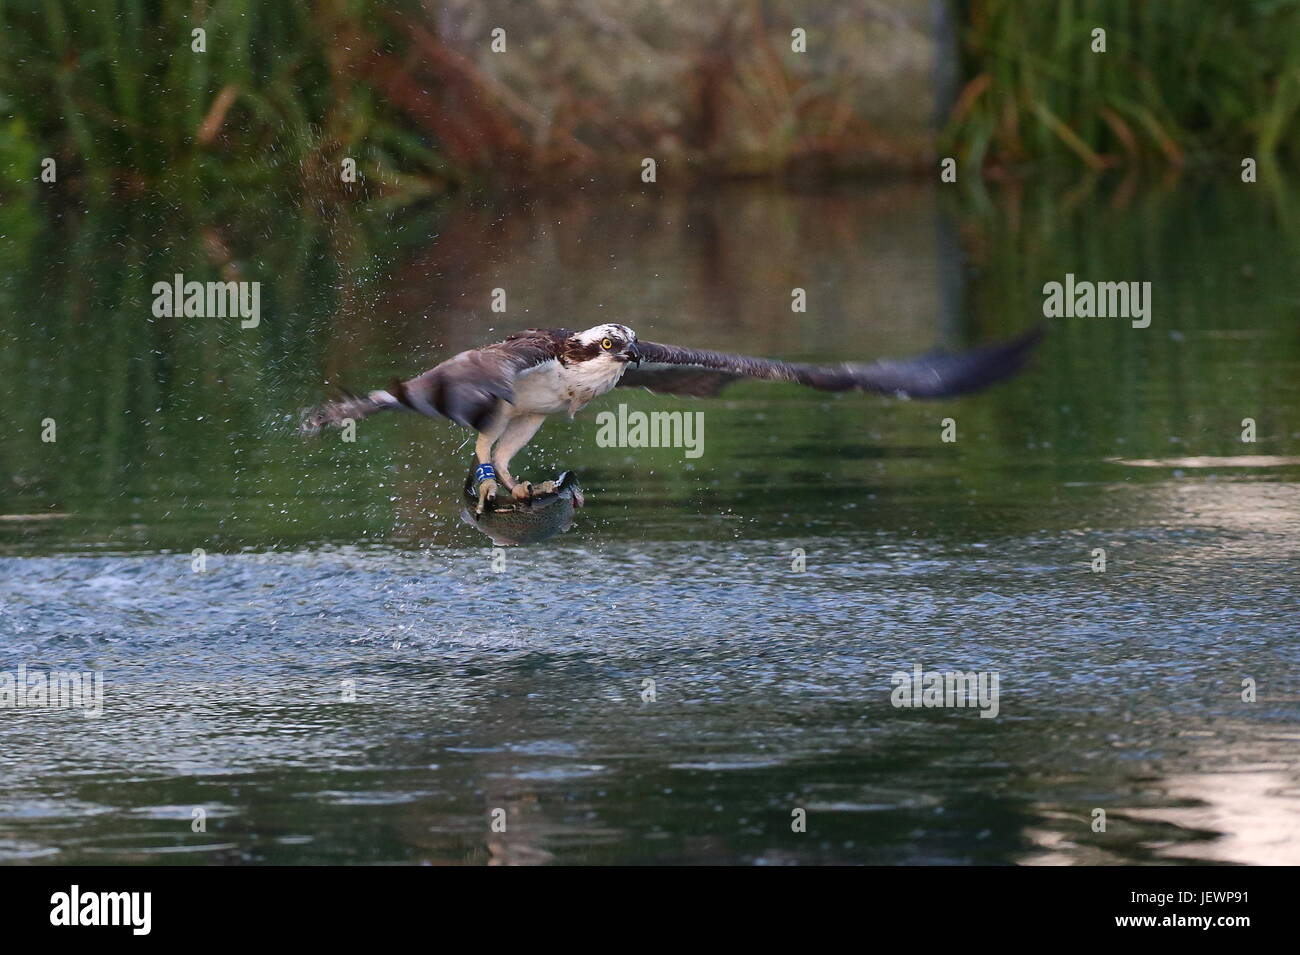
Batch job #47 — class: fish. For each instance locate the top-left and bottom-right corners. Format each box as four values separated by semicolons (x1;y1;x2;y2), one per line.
459;470;584;546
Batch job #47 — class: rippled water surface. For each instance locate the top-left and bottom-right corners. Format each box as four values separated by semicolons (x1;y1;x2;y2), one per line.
2;180;1299;864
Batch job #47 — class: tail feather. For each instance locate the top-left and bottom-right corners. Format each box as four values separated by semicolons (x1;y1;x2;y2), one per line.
299;389;399;436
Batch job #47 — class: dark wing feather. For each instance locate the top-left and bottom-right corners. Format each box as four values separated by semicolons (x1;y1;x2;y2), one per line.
620;326;1043;399
614;366;743;398
396;328;569;430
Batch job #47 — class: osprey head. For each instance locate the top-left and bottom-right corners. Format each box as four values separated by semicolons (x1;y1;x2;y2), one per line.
569;323;641;366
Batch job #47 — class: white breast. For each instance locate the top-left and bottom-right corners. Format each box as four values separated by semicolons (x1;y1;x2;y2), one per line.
514;357;626;416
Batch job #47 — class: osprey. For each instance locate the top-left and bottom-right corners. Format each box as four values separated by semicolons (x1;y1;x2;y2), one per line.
302;323;1041;511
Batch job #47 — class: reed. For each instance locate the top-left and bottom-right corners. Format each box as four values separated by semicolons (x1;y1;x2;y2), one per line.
944;0;1300;170
0;0;452;203
4;0;1297;204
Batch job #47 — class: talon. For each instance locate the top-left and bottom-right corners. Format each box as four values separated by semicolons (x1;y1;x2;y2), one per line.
511;481;533;501
476;478;498;514
533;480;558;495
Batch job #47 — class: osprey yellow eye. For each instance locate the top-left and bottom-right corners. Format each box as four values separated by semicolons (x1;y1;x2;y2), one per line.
601;338;613;350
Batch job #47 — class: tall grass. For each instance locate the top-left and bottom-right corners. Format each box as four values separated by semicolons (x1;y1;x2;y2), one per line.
0;0;455;205
944;0;1300;170
5;0;1298;206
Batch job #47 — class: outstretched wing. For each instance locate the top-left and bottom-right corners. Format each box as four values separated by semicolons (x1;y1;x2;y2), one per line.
619;326;1043;399
394;328;569;430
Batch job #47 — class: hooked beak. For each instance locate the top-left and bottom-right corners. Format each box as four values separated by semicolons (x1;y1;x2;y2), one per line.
626;342;642;366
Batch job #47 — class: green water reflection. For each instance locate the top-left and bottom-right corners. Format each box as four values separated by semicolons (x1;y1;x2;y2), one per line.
4;177;1298;552
1;175;1299;865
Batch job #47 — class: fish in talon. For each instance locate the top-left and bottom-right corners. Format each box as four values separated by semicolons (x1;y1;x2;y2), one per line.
460;470;583;545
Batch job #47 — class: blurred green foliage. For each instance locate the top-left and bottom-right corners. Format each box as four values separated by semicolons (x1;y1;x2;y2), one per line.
945;0;1300;170
0;0;453;208
4;0;1296;211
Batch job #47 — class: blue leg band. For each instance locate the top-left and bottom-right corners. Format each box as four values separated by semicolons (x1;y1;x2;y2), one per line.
474;462;497;486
